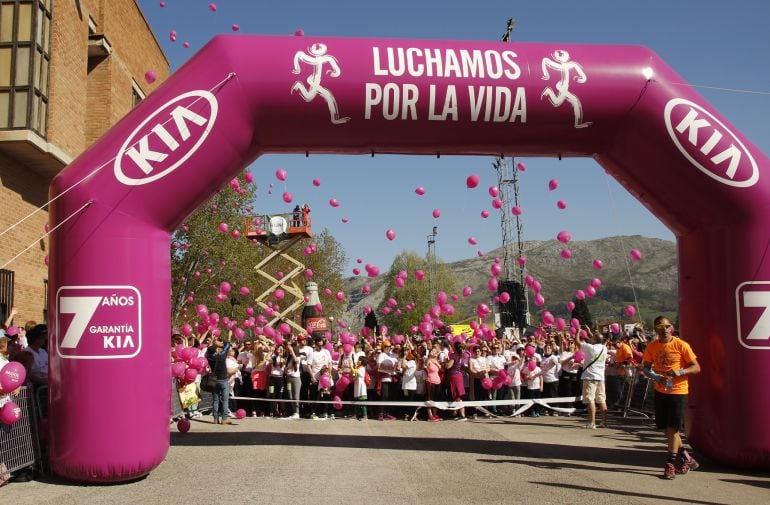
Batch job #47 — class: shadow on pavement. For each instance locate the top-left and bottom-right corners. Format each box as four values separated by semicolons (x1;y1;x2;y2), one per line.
532;481;730;505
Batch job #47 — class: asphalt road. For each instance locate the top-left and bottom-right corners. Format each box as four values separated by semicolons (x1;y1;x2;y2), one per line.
2;413;768;504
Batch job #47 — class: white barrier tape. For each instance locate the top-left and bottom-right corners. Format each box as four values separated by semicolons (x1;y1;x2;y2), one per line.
229;395;582;412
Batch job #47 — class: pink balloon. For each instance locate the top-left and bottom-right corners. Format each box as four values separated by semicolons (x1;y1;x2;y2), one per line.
231;24;240;32
516;162;526;171
274;288;285;300
218;222;228;233
630;249;643;261
184;368;198;382
556;318;567;331
279;323;292;335
593;259;604;269
177;418;191;433
462;286;472;297
183;42;190;49
560;248;572;259
386;229;396;241
525;275;534;286
491;198;503;209
230;230;241;238
335;292;345;301
436;291;448;305
468;237;477;245
144;70;157;84
487;278;498;292
557;230;572;243
575;289;586;300
542;311;555;325
239;286;250;296
480;210;490;219
312;178;321;187
527;360;537;372
499;292;510;303
590;278;602;288
574;351;585;362
395;277;405;288
432;208;441;218
525;346;535;358
566;301;576;312
517;257;526;266
169;30;177;42
466;174;480;188
557;200;567;210
610;323;621;334
0;361;26;392
208;3;217;12
415;187;425;195
481;377;493;390
625;305;637;317
329;198;340;207
275;168;287;181
476;304;491;318
490;263;502;277
488;186;499;198
415;270;425;281
219;281;232;294
534;293;545;307
282;191;293;203
532;280;541;293
586;286;597;297
548;179;559;191
159;1;165;6
512;205;522;216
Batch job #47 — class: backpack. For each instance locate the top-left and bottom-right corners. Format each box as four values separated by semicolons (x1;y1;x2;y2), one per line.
364;370;372;386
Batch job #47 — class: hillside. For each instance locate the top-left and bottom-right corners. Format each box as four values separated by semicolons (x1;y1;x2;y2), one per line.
341;235;677;329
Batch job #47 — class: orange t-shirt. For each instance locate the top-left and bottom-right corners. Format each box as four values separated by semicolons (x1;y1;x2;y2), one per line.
642;337;697;395
614;342;634;365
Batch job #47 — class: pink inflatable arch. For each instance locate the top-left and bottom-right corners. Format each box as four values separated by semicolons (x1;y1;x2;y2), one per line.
48;35;770;481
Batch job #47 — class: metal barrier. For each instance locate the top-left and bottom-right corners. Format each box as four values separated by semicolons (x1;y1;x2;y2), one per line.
622;368;655;418
0;386;42;476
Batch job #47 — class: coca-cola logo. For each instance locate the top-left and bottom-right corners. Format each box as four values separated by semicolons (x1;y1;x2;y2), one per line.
306;318;328;331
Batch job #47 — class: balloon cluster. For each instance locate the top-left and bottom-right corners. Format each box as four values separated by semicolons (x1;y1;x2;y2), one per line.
171;344;208;384
0;361;27;425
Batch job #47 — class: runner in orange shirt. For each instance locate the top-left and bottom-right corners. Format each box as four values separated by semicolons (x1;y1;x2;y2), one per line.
642;316;701;480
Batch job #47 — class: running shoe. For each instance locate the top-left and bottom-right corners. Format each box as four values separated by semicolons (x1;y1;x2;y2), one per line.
662;462;676;480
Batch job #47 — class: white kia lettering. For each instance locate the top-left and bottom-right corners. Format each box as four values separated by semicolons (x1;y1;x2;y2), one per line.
115;90;218;186
742;291;770;341
664;98;758;188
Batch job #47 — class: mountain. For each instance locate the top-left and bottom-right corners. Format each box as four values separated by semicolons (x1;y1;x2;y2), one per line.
341;235;678;329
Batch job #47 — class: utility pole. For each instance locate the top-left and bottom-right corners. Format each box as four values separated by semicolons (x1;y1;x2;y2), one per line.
494;18;529;330
426;226;438;302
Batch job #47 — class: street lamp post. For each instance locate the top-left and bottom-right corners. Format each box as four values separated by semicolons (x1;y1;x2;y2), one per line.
427;226;438;302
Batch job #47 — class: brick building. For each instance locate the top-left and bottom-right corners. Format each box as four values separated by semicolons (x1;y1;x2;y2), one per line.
0;0;168;326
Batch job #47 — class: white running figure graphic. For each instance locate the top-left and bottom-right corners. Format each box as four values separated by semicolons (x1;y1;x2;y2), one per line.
540;49;592;128
291;43;350;124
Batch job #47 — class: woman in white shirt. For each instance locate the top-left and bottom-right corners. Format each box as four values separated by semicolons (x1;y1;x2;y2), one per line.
469;346;490;419
268;346;286;417
400;350;417;420
540;343;561;415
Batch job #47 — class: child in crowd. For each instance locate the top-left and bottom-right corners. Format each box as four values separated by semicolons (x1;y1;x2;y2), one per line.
354;356;368;420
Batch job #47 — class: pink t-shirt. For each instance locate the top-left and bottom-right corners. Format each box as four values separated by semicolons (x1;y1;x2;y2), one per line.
426;361;441;385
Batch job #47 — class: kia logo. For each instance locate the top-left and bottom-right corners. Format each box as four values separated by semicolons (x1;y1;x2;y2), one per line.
114;90;218;186
664;98;758;188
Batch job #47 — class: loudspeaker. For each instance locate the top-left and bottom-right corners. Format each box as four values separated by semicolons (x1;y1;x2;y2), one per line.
498;280;527;328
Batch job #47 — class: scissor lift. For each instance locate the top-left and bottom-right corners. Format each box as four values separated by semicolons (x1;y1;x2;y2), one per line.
244;213;313;334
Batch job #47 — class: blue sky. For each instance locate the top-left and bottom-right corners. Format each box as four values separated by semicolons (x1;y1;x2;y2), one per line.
138;0;770;273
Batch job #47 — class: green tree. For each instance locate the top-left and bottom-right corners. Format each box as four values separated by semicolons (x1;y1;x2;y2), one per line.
571;298;594;330
170;176;347;336
378;251;459;335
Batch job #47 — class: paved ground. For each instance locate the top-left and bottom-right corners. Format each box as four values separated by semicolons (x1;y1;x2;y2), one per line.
2;413;768;504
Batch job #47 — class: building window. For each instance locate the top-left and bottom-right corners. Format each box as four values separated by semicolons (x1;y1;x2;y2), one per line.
0;0;53;136
131;79;144;108
0;269;14;324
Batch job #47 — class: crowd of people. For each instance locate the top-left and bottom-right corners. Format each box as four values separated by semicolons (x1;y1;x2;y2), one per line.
170;323;650;425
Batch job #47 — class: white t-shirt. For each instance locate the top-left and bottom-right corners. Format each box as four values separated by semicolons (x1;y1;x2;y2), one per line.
540;354;560;383
353;367;367;398
237;351;254;371
401;359;417;391
487;354;506;373
470;356;488;376
299;345;313;368
580;342;606;381
376;352;398;383
309;348;332;380
508;361;523;387
525;367;543;390
559;351;580;374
